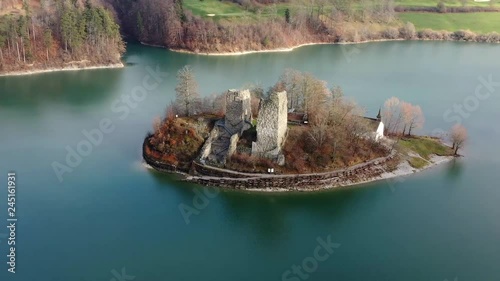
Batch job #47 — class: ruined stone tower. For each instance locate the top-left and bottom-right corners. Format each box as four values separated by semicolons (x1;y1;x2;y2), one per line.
224;89;252;135
199;89;252;165
252;91;288;164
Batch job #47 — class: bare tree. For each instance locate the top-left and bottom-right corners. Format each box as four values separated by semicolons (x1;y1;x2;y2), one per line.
175;65;200;116
302;72;330;122
400;22;416;39
382;97;403;135
275;69;330;121
307;114;330;148
450;124;467;156
278;68;302;110
401;102;424;136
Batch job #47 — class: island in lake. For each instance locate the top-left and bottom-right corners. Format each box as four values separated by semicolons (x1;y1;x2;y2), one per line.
143;67;465;192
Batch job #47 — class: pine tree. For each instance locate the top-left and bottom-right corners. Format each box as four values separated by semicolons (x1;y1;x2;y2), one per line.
43;28;52;61
60;9;76;51
0;35;5;63
285;8;291;24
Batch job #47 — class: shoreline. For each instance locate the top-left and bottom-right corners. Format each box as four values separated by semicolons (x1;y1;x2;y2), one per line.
147;36;500;57
206;155;455;193
0;62;124;77
142;148;455;193
167;39;406;56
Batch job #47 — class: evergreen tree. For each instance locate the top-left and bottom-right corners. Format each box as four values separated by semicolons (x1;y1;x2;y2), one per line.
43;28;52;61
285;8;290;24
60;9;76;51
0;34;5;62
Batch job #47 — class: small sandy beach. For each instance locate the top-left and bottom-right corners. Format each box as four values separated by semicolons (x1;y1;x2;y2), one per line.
0;62;124;77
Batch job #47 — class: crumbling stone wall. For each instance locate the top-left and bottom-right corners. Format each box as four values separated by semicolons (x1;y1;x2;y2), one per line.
225;89;252;135
198;90;252;165
226;134;239;160
252;91;288;163
186;151;397;191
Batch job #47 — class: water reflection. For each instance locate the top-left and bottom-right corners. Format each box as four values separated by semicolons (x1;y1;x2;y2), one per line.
0;67;124;109
446;158;464;181
215;186;371;244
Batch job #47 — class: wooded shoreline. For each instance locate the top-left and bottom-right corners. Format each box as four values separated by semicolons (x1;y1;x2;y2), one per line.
2;35;498;77
167;37;497;56
0;62;124;77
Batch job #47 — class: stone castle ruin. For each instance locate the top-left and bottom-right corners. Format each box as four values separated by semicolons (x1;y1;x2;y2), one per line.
251;91;288;165
224;89;252;135
199;90;252;165
199;89;288;167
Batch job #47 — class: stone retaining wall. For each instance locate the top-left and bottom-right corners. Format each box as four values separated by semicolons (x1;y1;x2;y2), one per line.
186;151;396;191
144;135;397;191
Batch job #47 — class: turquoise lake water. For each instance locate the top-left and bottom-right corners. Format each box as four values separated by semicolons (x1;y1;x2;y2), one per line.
0;41;499;281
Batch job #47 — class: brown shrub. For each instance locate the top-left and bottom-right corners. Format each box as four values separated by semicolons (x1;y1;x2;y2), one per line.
452;30;477;41
382;27;400;39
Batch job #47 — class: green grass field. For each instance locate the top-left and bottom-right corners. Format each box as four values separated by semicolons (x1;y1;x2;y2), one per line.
399;12;500;33
181;0;500;33
395;0;500;8
398;137;453;160
182;0;291;21
183;0;250;19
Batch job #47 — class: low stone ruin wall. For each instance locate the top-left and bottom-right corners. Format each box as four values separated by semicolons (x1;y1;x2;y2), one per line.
143;134;397;191
186;151;397;191
191;161;256;179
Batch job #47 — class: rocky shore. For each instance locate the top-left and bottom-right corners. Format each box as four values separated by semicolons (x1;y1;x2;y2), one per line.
143;146;454;193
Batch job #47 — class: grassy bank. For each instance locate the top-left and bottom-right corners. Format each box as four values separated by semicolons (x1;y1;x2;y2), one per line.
399;136;453;160
399;12;500;33
183;0;250;19
397;136;454;169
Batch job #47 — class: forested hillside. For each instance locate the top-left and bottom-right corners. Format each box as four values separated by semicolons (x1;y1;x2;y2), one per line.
106;0;398;53
106;0;500;53
0;0;124;73
1;0;499;73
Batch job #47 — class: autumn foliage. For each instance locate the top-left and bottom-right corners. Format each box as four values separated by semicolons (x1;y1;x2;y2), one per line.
227;70;389;174
382;97;425;136
147;112;213;169
0;0;124;73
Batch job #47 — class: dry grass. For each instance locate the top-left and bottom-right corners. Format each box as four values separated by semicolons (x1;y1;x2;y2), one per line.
408;156;428;169
148;115;215;169
225;124;390;175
